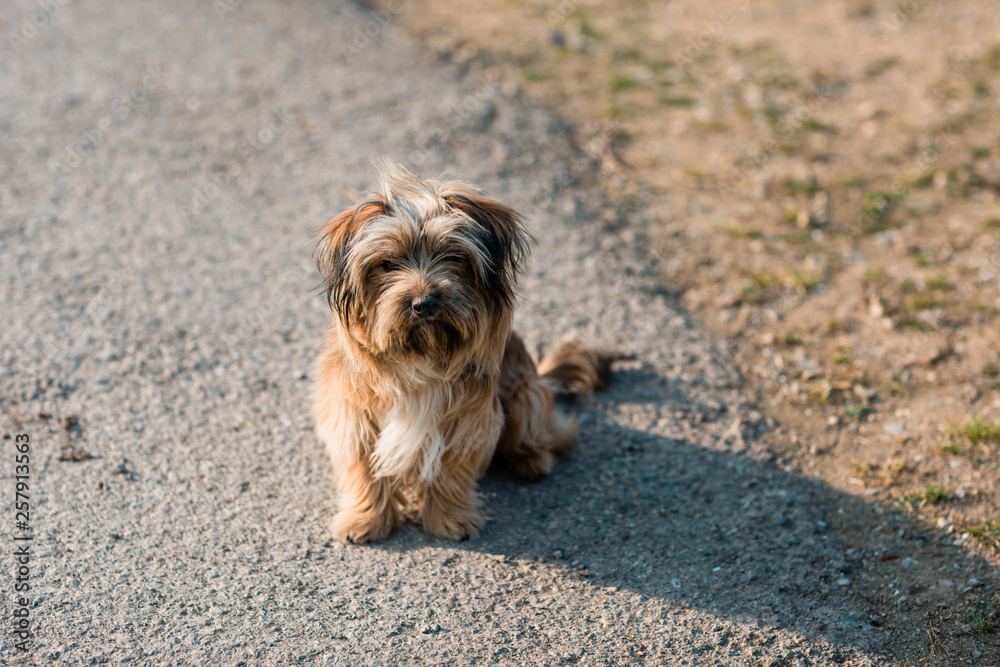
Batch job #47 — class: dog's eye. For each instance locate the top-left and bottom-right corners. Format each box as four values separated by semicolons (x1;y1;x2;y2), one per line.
381;260;398;272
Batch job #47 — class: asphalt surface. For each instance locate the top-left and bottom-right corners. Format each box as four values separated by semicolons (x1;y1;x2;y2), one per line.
1;1;992;665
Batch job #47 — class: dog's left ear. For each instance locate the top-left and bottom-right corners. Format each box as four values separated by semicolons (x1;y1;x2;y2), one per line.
314;198;386;317
444;190;530;309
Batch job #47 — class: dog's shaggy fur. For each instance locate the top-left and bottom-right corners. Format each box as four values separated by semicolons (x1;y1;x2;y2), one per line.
313;163;610;542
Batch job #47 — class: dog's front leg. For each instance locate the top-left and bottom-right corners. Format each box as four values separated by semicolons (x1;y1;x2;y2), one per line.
317;397;401;543
330;453;401;544
417;400;502;540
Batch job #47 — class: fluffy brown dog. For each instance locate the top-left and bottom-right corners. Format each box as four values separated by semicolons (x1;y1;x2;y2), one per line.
313;163;609;542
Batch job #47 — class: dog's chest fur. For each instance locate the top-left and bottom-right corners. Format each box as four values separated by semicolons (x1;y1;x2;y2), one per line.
369;381;453;482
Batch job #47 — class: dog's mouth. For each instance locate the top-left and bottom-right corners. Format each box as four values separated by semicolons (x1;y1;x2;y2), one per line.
402;318;464;356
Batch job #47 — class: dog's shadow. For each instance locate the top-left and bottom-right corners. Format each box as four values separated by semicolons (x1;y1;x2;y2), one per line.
364;366;1000;661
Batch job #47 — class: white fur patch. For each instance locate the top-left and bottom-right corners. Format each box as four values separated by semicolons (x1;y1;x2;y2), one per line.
369;381;453;482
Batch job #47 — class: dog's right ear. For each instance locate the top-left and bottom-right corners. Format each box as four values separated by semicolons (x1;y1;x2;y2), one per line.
442;189;530;312
314;199;386;316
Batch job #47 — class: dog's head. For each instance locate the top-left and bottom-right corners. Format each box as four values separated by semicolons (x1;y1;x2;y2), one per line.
315;163;530;359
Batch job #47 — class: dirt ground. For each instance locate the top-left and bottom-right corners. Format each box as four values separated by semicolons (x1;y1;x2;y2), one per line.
381;0;1000;660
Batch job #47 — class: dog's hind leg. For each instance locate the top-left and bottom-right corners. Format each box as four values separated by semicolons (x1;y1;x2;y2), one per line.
493;334;612;481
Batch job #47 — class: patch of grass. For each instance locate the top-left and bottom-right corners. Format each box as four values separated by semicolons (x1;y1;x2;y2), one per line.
682;166;713;181
798;117;833;132
903;484;948;507
951;416;1000;446
847;1;876;19
724;227;764;240
983;43;1000;71
856;189;904;234
761;101;785;129
908;171;936;188
660;94;696;107
834;174;866;190
900;318;937;332
844;404;872;420
692;118;729;133
732;265;778;290
852;460;877;476
777;177;821;197
823;318;846;334
966;598;1000;635
925;273;953;291
940;442;964;456
965;522;1000;550
884;378;909;397
862;266;888;287
806;386;830;405
737;284;767;305
785;267;821;292
881;458;905;487
604;102;639;120
614;46;645;62
522;68;550;83
779;229;813;245
833;353;852;365
779;330;803;345
985;217;1000;230
865;56;899;76
575;12;600;38
973;302;1000;316
904;293;942;312
609;74;637;92
983;363;999;378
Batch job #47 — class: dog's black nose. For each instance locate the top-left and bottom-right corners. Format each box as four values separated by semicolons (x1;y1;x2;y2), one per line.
411;295;440;318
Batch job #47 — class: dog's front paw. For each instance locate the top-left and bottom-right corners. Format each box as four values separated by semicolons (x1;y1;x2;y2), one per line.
331;507;399;544
420;503;485;541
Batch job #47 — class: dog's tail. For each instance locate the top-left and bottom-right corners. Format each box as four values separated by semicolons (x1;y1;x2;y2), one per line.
537;338;616;402
494;336;620;481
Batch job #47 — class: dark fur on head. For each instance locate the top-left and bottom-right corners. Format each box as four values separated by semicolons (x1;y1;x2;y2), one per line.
315;163;530;360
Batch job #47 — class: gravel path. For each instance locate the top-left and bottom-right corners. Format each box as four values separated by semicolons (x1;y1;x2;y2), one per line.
0;1;972;664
